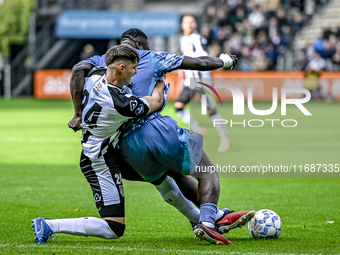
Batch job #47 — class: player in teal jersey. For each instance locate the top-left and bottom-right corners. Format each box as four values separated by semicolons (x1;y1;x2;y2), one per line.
68;29;254;245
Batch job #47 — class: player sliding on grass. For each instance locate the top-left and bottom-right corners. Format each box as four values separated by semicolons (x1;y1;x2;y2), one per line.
34;29;254;245
32;45;167;243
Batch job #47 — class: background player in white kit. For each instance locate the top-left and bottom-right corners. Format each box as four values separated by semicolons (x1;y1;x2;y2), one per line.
175;15;235;152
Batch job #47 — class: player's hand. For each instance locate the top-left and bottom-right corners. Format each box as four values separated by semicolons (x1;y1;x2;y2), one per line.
68;116;82;132
219;53;238;70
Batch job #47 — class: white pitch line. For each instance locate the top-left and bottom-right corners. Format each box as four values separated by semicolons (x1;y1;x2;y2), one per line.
0;244;315;255
0;137;79;143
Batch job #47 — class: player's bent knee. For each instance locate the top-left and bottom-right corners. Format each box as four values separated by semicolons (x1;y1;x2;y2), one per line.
105;220;126;238
174;102;185;109
151;173;167;185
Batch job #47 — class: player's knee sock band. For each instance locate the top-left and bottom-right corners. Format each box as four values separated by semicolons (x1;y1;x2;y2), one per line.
151;173;167;185
105;220;125;238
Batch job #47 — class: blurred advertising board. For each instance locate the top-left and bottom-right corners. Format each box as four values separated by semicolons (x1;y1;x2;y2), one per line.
34;70;72;99
34;70;340;101
166;71;340;101
56;11;180;38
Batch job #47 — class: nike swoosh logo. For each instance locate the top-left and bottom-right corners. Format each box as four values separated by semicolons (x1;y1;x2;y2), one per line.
37;220;43;234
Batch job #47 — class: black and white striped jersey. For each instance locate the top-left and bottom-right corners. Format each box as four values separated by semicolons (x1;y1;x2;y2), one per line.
80;69;150;159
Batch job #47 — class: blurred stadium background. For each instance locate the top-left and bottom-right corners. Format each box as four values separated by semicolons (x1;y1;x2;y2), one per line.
1;1;339;254
1;0;340;99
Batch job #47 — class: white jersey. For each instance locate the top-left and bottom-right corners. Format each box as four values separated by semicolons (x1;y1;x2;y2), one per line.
180;32;212;87
80;68;150;159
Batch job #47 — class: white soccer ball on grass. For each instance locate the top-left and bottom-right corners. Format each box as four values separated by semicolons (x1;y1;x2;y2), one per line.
248;209;282;239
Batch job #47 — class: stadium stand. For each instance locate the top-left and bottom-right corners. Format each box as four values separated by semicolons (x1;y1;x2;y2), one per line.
4;0;340;97
294;0;340;71
195;0;330;71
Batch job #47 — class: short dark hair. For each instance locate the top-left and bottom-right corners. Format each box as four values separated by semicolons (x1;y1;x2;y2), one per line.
120;28;148;42
104;45;140;66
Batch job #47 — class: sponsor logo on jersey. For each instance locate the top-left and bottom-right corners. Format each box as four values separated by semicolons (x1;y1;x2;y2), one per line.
94;193;102;202
130;100;138;111
93;81;103;95
135;104;144;115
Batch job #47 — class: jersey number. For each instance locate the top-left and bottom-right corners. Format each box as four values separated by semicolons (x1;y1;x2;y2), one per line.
114;173;122;185
83;90;102;129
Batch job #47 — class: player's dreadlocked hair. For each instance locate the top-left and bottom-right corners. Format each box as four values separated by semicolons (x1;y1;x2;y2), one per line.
120;28;148;42
105;45;140;66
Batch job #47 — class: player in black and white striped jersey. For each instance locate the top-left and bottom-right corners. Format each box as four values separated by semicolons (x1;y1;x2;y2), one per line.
32;45;165;243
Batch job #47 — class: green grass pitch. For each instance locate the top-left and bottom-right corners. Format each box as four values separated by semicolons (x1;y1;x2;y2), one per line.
0;98;339;254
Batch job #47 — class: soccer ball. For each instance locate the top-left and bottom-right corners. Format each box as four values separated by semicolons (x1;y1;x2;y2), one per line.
248;209;282;239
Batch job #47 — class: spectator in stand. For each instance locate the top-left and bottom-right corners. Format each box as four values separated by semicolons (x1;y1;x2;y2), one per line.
332;41;340;70
230;6;247;27
291;11;303;35
228;33;242;56
303;0;316;19
295;51;309;71
203;6;219;27
230;0;248;18
248;5;265;28
252;49;269;70
304;52;325;100
320;40;334;60
80;44;96;61
306;42;316;61
266;0;281;14
200;23;213;47
216;6;230;27
265;42;279;70
267;16;281;43
275;8;290;33
322;26;333;40
313;36;325;54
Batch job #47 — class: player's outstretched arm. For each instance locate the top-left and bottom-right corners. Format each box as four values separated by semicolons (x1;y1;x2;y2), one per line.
179;54;238;71
142;80;165;114
68;61;94;132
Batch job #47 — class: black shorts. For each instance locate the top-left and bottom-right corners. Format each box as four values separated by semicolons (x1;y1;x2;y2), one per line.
80;145;124;218
176;87;216;110
176;87;197;105
80;144;146;218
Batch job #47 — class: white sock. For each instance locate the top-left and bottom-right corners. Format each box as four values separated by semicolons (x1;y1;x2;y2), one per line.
155;176;200;223
176;109;191;125
216;210;225;220
45;217;118;239
202;221;215;228
177;109;201;133
210;113;229;140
